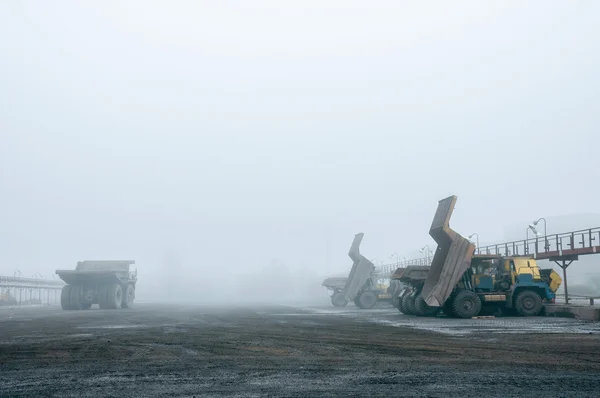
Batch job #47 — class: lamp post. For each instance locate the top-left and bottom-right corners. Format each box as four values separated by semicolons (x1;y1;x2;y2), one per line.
389;252;399;266
468;233;480;252
419;245;432;264
526;225;539;255
530;217;548;251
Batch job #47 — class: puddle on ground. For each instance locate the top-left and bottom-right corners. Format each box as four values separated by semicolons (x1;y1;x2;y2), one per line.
77;324;147;329
286;306;600;336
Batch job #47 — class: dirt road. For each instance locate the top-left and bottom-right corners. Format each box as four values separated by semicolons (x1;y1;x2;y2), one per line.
1;304;600;397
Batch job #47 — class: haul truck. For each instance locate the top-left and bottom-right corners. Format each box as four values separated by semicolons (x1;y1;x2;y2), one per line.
411;196;561;318
328;233;393;309
56;260;137;310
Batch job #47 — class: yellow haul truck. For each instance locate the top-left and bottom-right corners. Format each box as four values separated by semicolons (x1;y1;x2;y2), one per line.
410;196;562;318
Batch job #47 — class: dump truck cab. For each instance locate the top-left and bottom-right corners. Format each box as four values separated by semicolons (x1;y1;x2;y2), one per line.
463;255;562;316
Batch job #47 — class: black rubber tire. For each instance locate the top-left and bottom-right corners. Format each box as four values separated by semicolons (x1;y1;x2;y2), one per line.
442;297;457;317
452;290;482;318
80;303;92;310
98;285;110;309
402;294;416;315
61;285;72;310
331;292;348;308
69;284;83;310
105;284;123;309
397;295;408;313
515;290;543;316
357;291;378;309
122;284;135;309
414;295;439;317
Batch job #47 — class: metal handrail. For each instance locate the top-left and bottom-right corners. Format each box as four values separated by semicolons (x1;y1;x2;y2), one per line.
0;276;65;287
475;227;600;258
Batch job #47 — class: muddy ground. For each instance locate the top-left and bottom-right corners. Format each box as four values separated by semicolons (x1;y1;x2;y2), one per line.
1;304;600;397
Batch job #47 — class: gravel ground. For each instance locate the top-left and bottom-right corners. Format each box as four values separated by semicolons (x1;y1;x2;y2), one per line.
1;303;600;397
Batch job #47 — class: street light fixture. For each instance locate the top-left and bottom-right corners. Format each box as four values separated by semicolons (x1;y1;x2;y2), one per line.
389;252;399;266
531;217;549;251
468;233;480;251
419;245;432;264
526;225;540;255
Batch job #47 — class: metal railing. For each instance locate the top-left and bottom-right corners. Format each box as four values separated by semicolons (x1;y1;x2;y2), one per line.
554;294;600;306
475;227;600;260
375;256;431;275
0;276;65;288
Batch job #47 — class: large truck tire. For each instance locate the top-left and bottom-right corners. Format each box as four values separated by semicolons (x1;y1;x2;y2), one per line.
401;294;416;315
69;284;83;310
357;291;378;309
414;295;439;317
98;284;110;309
80;303;92;310
122;284;135;308
397;296;407;313
515;290;543;316
442;296;457;317
331;292;348;308
105;284;123;309
61;285;73;310
452;290;482;318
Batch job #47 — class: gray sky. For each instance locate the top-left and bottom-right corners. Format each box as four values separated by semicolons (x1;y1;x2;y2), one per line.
1;1;599;298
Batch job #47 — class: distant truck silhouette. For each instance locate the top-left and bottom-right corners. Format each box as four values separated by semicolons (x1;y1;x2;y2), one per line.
322;233;395;309
56;261;137;310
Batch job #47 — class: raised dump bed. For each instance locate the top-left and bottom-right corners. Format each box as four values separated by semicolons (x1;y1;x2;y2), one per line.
56;260;137;310
421;196;475;308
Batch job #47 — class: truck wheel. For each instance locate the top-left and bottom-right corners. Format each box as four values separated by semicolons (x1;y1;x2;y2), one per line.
402;294;416;315
331;292;348;307
443;297;457;317
98;285;110;309
414;295;439;317
357;291;377;309
106;284;122;309
69;284;83;310
80;303;92;310
122;285;135;308
397;295;407;313
452;290;482;318
61;285;73;310
515;290;543;316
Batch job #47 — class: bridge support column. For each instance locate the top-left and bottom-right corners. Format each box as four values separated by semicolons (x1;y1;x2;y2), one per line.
553;260;573;304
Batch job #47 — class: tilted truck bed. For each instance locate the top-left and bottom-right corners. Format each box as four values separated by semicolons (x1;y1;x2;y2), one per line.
392;266;431;287
322;277;348;290
56;260;136;286
340;233;375;302
55;270;130;286
420;196;475;307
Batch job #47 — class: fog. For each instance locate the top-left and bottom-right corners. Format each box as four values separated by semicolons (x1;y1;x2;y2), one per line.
1;1;599;303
